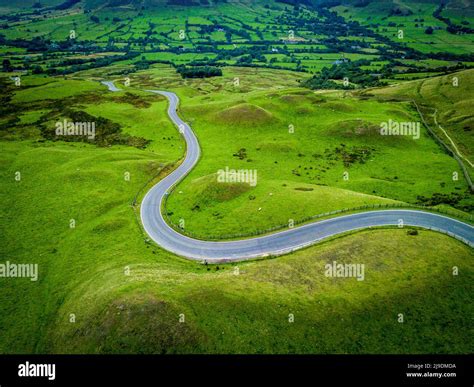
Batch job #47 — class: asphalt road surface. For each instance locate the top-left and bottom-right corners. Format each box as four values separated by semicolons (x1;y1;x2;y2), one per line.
103;81;474;262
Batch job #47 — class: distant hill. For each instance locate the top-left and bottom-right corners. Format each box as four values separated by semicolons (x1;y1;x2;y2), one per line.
1;0;470;14
329;0;472;18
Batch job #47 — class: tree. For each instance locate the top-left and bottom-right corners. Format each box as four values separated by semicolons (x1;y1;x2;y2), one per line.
176;65;222;79
425;26;434;35
32;65;43;74
2;59;12;72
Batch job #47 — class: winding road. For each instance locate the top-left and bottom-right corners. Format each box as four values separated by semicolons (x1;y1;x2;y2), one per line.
102;81;474;262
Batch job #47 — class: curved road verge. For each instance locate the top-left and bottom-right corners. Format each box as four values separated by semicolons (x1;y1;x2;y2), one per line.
102;81;474;262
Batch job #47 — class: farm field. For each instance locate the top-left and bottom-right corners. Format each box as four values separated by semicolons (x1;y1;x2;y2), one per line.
332;1;474;55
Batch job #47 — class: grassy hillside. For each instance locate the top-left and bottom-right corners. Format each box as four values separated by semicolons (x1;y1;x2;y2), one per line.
46;229;474;354
0;0;64;13
110;64;473;238
0;72;184;352
1;66;473;355
1;136;473;354
364;69;474;164
332;0;473;55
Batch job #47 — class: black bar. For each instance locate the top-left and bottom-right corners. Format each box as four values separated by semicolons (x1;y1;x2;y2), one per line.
0;355;472;386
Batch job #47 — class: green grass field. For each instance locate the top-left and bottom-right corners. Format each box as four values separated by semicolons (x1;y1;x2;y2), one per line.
1;139;473;353
0;0;473;356
110;65;472;238
366;69;474;163
0;64;472;354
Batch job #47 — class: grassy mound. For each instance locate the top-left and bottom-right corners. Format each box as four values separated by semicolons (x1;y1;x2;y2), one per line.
279;94;309;104
324;101;357;113
256;141;296;153
41;229;474;354
329;119;382;138
50;295;207;354
214;103;275;126
179;174;253;210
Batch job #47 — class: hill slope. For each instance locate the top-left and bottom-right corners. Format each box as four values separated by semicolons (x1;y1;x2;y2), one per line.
364;69;474;163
